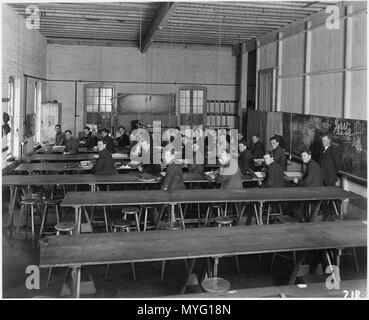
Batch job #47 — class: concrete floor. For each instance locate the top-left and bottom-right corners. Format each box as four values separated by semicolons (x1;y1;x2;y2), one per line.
2;188;367;298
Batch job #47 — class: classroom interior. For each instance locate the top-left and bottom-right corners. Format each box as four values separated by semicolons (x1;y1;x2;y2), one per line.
1;1;367;299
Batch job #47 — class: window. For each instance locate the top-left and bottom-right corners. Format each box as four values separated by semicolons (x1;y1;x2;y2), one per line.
84;85;114;132
178;87;206;128
34;82;42;143
6;77;15;158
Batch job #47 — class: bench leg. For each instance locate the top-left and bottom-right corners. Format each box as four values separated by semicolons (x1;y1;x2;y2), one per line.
288;251;306;285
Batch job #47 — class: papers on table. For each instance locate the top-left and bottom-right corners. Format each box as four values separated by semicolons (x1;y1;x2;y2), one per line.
284;172;303;180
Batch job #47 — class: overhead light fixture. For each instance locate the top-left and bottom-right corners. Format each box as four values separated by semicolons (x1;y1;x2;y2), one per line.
158;25;163;29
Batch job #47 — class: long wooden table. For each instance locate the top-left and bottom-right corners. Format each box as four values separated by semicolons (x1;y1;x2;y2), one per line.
39;220;367;298
29;153;130;162
60;187;362;229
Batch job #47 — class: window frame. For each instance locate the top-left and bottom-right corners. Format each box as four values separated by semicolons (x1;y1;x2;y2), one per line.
177;86;207;129
83;83;114;132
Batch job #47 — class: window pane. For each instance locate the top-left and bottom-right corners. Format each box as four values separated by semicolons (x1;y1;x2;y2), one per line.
93;97;99;105
100;97;106;105
86;104;93;112
105;104;111;112
198;91;203;99
106;88;112;97
93;88;99;96
86;88;93;97
180;105;186;114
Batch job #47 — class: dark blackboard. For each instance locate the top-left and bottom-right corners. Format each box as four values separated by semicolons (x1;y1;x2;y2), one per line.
117;94;175;115
283;112;367;181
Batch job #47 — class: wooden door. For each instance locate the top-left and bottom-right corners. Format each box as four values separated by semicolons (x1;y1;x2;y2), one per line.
258;68;276;112
40;103;62;143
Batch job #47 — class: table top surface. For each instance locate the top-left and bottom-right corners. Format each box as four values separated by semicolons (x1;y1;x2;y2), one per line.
2;172;215;186
39;220;367;268
59;186;362;207
29;153;130;161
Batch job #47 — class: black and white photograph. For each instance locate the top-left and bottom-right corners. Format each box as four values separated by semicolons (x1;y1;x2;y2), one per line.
1;0;367;304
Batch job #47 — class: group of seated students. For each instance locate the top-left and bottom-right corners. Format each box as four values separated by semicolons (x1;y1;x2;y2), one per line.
54;124;131;154
54;123;339;222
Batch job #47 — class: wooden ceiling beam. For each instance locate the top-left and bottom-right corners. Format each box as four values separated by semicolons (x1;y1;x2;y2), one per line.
141;2;180;53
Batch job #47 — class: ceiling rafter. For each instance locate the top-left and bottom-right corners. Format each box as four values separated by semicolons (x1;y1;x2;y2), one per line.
141;2;180;53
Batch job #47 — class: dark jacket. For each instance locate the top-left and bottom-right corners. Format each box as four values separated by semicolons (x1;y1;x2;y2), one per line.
298;159;323;187
116;133;130;148
102;135;116;154
319;145;340;186
262;161;285;188
220;162;243;189
80;132;96;149
94;149;118;175
141;145;162;176
64;137;78;154
238;149;254;175
251;141;265;159
55;132;65;146
161;163;186;191
272;145;287;171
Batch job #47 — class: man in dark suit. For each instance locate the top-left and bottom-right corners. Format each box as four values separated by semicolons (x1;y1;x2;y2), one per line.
251;134;265;159
116;126;130;149
238;139;254;176
270;136;287;170
100;128;116;154
319;134;340;186
290;150;323;222
139;137;162;177
79;126;96;149
63;130;78;154
260;152;285;188
161;149;186;191
319;134;341;221
93;140;118;175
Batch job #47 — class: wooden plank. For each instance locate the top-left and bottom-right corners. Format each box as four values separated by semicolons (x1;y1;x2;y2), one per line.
164;279;367;298
2;172;217;186
141;2;180;53
29;153;129;162
59;187;362;208
39;220;367;268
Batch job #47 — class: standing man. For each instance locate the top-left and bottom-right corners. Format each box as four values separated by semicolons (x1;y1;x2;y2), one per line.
319;134;341;221
251;134;265;159
55;124;65;146
63;130;78;154
319;134;340;186
270;136;287;170
100;128;116;154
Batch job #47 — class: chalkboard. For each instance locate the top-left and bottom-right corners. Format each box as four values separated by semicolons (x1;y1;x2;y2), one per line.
117;94;175;115
283;113;367;181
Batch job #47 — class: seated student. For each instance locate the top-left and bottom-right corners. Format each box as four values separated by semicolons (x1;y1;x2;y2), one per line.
270;136;287;170
93;140;118;175
218;151;243;189
116;126;130;149
238;139;254;176
161;149;186;191
79;126;96;149
251;134;265;159
139;137;161;177
188;143;204;174
260;152;285;188
63;130;78;154
100;128;116;154
55;124;65;146
290;150;323;222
